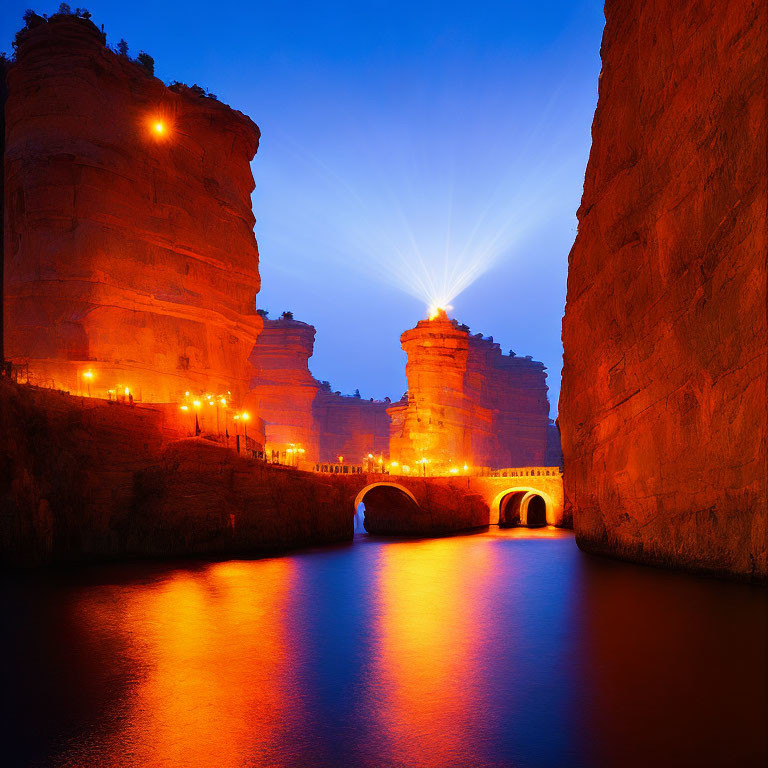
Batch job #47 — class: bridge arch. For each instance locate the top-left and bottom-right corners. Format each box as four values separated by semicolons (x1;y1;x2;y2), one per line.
353;482;419;512
491;487;556;527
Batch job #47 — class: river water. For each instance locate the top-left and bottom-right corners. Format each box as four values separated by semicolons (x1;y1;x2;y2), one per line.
2;529;766;768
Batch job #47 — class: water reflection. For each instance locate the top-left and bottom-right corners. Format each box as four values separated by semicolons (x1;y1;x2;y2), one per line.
574;556;768;767
103;560;297;768
1;530;765;768
372;538;494;766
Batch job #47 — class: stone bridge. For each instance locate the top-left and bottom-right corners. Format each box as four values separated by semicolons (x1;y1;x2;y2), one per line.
313;467;566;535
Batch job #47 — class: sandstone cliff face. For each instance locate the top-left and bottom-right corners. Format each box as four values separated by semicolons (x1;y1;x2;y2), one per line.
313;388;392;464
560;0;767;579
390;310;551;469
4;16;262;404
245;315;392;464
244;317;320;459
0;380;351;566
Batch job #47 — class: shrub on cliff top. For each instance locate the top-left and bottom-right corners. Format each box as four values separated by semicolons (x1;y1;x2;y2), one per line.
13;10;44;51
13;6;93;53
136;51;154;76
168;80;218;100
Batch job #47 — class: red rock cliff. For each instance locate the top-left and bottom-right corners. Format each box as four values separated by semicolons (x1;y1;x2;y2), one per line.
244;315;392;464
0;379;352;566
560;0;767;579
313;387;392;464
3;15;263;404
390;310;551;470
244;316;320;459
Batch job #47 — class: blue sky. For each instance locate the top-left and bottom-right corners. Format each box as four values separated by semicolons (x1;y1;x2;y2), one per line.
2;1;605;413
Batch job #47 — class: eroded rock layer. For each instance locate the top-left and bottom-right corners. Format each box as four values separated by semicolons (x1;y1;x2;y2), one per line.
560;0;767;579
0;380;351;566
244;317;320;459
389;310;551;469
314;386;392;464
244;316;392;463
4;15;262;403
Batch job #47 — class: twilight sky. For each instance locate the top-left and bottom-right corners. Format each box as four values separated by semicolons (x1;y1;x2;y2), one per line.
2;1;606;413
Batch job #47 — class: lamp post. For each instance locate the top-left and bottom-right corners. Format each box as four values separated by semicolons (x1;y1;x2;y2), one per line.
82;369;93;397
193;399;201;435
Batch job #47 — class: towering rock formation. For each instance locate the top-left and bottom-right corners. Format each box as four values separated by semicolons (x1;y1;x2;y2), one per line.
389;310;551;469
3;14;262;403
244;316;320;459
314;385;392;464
560;0;767;579
245;314;392;463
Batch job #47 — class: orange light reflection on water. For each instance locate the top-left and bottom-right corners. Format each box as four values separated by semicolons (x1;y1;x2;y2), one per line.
372;537;499;767
77;559;297;768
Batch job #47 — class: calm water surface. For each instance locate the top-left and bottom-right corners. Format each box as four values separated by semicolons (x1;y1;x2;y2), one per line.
2;529;766;768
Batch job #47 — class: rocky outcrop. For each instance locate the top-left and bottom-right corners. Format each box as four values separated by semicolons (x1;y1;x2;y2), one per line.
0;380;351;566
390;310;551;470
560;0;767;580
245;315;392;464
244;317;320;459
545;421;563;468
3;15;262;404
313;386;392;464
134;441;351;556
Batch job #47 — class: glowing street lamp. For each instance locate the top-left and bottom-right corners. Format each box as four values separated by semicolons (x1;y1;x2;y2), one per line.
241;412;250;442
82;369;94;397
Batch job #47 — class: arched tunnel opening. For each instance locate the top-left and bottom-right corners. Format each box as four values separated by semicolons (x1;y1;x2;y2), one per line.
525;495;547;528
499;491;548;528
499;491;525;527
355;485;420;535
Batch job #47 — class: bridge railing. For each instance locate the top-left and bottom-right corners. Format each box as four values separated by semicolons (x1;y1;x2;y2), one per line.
309;464;563;479
312;463;365;475
484;467;563;478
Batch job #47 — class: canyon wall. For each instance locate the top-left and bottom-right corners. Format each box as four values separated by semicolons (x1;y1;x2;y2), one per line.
313;386;392;463
0;380;351;566
560;0;767;580
245;315;392;463
3;14;262;404
244;317;320;459
390;310;551;470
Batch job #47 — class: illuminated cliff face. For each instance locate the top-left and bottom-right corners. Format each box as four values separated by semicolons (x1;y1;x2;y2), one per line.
390;310;551;470
244;318;320;460
3;16;262;403
559;0;767;579
314;388;392;464
244;316;392;464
